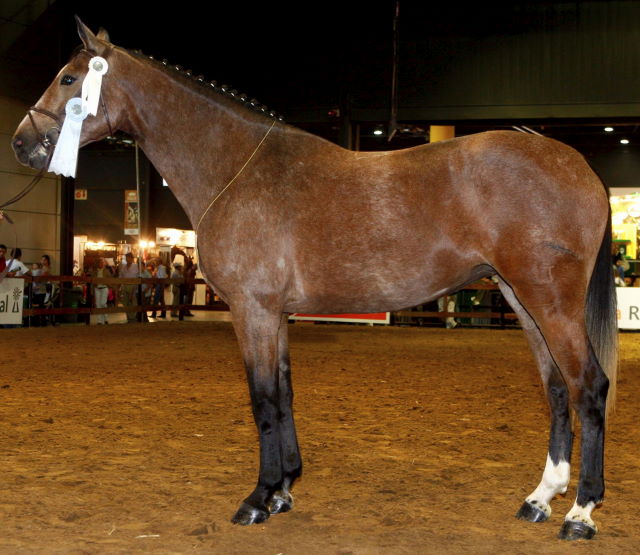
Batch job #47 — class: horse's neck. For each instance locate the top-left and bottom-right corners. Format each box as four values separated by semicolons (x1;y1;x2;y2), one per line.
115;51;274;226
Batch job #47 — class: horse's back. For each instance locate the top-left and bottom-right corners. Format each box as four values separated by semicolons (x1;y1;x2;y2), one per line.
276;131;605;308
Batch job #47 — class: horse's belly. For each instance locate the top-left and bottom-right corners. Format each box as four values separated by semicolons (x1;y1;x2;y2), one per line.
283;258;488;314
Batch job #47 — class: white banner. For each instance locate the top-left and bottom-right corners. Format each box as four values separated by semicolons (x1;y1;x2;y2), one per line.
616;287;640;329
156;227;196;247
0;278;24;325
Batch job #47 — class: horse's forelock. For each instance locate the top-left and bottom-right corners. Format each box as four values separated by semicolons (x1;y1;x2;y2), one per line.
67;45;87;63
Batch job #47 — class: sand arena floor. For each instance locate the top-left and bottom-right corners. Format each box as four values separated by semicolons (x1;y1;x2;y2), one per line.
0;321;638;554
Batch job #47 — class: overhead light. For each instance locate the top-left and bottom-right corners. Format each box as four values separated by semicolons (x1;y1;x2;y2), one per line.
604;126;614;132
373;129;384;136
620;139;630;145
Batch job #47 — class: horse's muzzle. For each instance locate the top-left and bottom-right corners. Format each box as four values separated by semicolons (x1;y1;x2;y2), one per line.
12;133;54;171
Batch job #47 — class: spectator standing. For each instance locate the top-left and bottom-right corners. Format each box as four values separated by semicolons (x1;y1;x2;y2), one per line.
0;244;7;273
118;252;139;323
151;258;168;318
140;262;154;321
6;248;29;276
170;263;182;318
91;257;113;325
32;256;51;307
39;254;56;326
181;258;197;317
31;260;47;326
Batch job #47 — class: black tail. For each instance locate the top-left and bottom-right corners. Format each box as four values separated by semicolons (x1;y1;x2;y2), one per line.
585;203;618;415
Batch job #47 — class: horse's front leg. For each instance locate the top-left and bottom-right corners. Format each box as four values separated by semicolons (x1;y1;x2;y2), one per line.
267;313;302;515
230;304;293;525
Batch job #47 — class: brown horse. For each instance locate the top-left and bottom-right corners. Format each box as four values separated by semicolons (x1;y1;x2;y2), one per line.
12;19;617;540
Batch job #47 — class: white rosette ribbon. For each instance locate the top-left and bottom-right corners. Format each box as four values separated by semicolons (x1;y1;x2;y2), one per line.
48;97;88;178
81;56;109;117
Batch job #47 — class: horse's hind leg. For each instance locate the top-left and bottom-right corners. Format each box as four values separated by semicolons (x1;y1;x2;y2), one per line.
497;279;572;522
497;277;609;540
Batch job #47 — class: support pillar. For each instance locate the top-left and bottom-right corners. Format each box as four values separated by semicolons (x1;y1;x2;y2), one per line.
429;125;455;143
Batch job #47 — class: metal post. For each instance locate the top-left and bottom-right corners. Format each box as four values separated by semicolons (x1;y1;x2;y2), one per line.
135;143;144;322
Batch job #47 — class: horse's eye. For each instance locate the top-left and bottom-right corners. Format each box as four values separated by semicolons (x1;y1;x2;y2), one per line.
60;75;77;86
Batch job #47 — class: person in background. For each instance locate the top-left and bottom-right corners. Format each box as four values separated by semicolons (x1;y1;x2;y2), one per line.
6;248;29;276
118;252;139;323
140;262;154;321
91;257;113;325
151;257;168;318
39;254;56;326
181;257;197;317
0;244;7;273
40;254;51;274
170;262;182;318
31;261;46;326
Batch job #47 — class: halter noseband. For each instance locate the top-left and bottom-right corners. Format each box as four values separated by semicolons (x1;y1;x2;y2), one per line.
27;106;62;149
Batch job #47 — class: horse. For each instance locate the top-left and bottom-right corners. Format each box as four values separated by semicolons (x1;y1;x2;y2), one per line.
11;18;617;541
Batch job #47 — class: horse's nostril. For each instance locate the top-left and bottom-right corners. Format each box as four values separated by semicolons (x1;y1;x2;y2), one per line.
13;138;24;149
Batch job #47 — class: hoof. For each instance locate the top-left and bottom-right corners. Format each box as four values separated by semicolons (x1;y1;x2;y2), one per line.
558;520;597;541
268;490;294;515
231;502;269;526
515;500;549;523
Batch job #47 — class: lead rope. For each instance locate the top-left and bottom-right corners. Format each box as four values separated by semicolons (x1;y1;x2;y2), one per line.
195;120;276;233
0;163;49;282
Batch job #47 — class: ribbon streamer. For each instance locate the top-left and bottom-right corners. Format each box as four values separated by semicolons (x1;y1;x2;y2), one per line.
81;56;108;116
48;97;88;178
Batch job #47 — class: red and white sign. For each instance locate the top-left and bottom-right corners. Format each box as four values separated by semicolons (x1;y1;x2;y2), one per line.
74;189;88;200
291;312;390;325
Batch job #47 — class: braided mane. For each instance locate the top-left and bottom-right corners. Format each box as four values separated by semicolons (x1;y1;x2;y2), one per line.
127;48;285;122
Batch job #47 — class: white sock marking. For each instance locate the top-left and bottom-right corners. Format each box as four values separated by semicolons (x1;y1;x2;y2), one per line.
525;453;570;517
565;500;597;530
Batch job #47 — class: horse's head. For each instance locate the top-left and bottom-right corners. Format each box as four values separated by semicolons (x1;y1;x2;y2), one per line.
12;17;117;171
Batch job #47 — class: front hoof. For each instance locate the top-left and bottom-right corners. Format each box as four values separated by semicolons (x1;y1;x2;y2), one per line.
515;500;549;523
558;520;597;540
268;490;294;515
231;502;269;526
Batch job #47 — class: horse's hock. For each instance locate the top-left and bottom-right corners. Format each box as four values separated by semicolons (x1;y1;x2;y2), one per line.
0;322;637;553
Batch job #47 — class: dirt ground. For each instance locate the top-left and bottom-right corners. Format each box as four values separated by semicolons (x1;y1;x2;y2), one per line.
0;321;638;554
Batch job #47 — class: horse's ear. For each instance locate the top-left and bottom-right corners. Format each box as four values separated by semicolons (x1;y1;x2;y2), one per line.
75;15;106;53
97;27;110;42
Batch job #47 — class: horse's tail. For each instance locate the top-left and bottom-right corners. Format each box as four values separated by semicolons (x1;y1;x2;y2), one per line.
585;200;618;416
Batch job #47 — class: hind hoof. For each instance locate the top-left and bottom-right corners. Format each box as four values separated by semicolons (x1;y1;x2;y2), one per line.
515;500;549;522
268;490;294;514
558;520;597;540
231;502;269;526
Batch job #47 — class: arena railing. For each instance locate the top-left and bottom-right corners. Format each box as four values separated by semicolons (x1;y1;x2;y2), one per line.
12;275;518;327
17;275;226;323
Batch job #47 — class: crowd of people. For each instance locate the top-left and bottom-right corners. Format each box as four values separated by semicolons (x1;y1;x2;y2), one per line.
0;246;203;326
86;252;198;324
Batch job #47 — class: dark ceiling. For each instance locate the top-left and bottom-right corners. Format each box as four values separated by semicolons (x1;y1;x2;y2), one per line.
3;0;640;164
